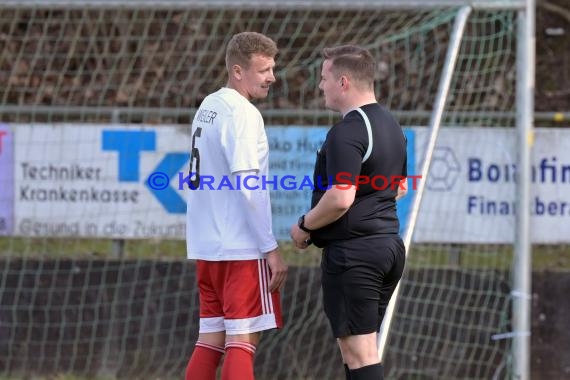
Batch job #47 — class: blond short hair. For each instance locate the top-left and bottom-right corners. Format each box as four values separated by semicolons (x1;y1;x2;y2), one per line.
226;32;278;70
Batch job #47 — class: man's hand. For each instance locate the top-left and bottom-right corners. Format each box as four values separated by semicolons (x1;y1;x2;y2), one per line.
265;248;288;292
290;224;311;250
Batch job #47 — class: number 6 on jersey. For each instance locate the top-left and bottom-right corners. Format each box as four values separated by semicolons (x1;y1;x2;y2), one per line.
189;126;202;189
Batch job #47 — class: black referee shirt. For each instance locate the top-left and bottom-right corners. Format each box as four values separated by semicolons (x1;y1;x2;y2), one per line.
310;103;407;247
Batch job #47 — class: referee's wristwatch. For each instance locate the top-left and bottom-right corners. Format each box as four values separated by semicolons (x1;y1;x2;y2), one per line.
298;214;313;233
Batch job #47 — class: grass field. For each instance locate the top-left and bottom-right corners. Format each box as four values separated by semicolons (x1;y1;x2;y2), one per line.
0;237;568;271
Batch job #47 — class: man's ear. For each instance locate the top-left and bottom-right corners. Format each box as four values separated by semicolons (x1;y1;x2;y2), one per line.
231;64;242;80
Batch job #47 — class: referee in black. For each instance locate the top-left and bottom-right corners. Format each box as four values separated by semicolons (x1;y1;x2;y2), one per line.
290;45;408;380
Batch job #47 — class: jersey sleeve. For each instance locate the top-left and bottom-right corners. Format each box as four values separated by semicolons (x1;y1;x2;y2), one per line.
327;119;368;185
222;108;261;174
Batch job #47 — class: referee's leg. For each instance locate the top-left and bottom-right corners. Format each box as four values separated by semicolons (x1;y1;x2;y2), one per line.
338;333;384;379
322;259;385;379
324;244;396;379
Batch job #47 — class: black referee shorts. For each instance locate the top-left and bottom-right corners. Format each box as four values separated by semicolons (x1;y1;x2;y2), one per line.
321;235;406;338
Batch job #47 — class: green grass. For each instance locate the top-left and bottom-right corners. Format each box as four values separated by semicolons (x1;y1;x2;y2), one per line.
0;237;568;271
0;236;323;265
406;243;570;271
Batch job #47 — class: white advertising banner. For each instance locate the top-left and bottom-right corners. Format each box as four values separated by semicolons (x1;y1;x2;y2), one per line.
8;124;570;243
14;124;190;239
414;128;570;244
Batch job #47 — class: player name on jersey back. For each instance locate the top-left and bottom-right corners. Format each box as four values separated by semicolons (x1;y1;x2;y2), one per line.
195;109;218;124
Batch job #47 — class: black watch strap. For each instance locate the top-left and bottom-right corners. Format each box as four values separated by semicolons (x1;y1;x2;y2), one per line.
298;214;312;233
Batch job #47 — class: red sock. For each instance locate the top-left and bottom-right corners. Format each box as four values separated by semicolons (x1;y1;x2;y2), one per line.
221;342;256;380
185;342;224;380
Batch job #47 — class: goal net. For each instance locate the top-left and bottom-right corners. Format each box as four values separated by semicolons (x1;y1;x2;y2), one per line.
0;1;523;379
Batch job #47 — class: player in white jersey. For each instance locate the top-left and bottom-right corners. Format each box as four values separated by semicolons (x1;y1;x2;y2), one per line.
184;32;288;380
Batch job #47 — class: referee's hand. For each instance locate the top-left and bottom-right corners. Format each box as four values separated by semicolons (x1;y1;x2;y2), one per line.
290;224;311;250
266;248;288;292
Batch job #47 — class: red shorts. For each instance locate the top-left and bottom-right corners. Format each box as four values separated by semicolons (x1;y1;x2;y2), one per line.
196;259;283;335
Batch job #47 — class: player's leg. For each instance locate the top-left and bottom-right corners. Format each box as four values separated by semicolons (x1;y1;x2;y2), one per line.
185;260;226;380
334;268;384;380
322;243;377;379
336;340;352;380
186;332;225;380
337;333;383;379
321;239;391;380
222;332;260;380
220;259;283;380
337;333;379;368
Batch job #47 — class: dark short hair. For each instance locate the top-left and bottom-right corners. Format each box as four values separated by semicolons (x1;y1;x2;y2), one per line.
226;32;278;69
322;45;375;90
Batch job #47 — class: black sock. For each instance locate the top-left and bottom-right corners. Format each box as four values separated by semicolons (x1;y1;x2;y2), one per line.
349;363;383;380
344;364;351;380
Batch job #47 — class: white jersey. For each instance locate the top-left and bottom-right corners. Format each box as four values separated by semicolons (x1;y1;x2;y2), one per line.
186;87;277;261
